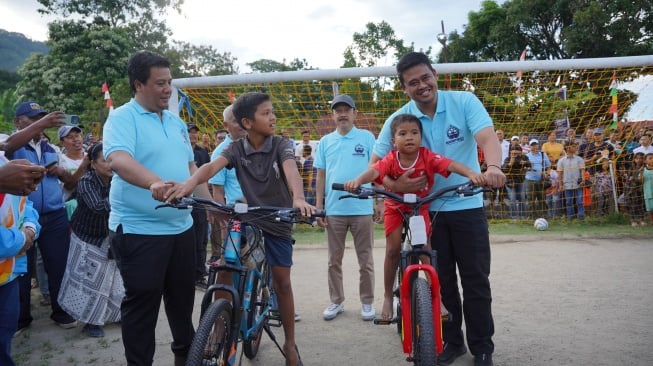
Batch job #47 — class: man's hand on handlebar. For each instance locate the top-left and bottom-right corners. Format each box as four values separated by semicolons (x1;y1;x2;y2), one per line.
163;180;196;203
483;165;507;188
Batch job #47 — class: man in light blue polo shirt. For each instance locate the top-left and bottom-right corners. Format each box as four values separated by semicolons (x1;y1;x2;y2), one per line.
315;94;376;322
207;105;245;261
103;50;206;366
372;52;505;366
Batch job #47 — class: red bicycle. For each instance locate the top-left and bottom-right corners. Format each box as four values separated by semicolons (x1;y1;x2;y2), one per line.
333;181;484;365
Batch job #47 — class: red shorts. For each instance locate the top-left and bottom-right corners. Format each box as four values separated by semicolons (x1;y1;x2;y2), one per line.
383;206;432;239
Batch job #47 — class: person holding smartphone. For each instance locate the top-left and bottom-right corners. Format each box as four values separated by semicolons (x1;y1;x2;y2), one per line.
4;102;78;333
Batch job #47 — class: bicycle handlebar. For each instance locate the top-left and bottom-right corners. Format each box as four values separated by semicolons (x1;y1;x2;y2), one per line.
332;181;485;209
155;196;326;224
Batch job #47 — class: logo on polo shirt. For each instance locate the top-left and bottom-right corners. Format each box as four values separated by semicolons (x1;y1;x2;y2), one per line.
353;144;366;156
446;125;464;145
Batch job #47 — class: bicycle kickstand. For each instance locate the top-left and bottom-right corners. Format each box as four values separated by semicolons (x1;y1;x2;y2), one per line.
263;323;287;358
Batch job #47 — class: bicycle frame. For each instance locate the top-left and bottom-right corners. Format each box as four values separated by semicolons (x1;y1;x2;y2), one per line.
201;219;271;365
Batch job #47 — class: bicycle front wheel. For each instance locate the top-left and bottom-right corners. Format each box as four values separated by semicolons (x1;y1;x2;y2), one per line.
186;299;233;366
412;278;436;366
243;260;271;359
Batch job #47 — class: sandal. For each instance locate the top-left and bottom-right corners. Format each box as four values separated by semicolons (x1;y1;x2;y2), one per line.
284;345;303;366
295;345;303;366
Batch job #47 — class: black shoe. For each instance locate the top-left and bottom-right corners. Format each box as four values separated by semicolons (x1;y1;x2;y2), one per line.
438;343;467;365
474;353;493;366
195;278;208;290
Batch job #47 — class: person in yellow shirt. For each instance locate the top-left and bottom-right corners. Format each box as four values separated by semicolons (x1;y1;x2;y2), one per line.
541;131;565;164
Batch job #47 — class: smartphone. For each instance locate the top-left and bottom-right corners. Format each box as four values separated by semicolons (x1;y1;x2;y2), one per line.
45;160;57;169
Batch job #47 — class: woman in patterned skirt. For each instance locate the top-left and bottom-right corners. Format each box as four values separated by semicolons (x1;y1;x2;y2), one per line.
59;142;123;337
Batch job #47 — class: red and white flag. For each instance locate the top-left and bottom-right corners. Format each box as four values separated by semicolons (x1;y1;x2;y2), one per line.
102;82;114;111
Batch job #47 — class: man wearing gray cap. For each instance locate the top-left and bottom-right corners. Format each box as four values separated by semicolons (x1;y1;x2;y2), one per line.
314;94;377;321
5;101;78;332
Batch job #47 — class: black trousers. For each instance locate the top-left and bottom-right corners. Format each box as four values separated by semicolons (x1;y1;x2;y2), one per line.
191;208;209;280
110;226;196;366
431;207;494;356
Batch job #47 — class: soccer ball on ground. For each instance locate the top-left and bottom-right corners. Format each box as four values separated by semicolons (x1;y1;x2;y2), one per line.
533;218;549;231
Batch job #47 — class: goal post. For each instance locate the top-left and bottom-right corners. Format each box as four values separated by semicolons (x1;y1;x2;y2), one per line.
171;55;653;221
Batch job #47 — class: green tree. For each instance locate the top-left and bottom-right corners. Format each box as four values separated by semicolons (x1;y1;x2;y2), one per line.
16;0;238;128
36;0;184;26
342;21;419;68
16;20;132;123
443;0;653;62
565;0;653;58
247;58;313;73
168;41;239;77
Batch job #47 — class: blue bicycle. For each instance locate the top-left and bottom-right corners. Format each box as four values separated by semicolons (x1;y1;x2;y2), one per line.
158;197;324;366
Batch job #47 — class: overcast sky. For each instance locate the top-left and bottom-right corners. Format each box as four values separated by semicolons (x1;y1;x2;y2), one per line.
0;0;498;72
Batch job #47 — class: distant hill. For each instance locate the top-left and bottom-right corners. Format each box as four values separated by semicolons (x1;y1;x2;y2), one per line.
0;29;49;72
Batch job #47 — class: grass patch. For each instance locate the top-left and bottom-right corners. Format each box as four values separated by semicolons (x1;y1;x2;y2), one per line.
291;215;652;245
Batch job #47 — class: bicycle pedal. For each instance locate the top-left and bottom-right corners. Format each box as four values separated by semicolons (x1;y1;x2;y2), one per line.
373;317;397;325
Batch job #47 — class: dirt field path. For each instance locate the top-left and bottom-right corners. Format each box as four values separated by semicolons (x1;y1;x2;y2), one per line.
12;236;653;366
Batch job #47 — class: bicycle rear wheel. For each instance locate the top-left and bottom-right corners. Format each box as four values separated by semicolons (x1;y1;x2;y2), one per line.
243;259;271;359
412;278;436;366
186;299;233;366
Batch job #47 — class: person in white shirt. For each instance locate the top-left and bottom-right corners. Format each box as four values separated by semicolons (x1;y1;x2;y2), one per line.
633;134;653;155
496;130;510;163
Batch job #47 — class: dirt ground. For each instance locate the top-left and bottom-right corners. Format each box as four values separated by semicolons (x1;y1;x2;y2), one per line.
12;234;653;366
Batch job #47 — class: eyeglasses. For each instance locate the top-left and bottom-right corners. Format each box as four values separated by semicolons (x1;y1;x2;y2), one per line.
217;136;226;141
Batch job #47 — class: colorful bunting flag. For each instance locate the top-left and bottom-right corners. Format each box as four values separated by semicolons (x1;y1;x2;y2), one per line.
102;82;113;112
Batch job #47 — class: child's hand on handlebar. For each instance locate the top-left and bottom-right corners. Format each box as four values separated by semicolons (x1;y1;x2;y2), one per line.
293;197;316;217
468;172;487;188
163;181;196;203
343;179;362;193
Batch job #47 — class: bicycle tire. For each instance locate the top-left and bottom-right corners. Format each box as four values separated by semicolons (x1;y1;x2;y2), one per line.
186;299;233;366
243;259;271;359
412;278;437;366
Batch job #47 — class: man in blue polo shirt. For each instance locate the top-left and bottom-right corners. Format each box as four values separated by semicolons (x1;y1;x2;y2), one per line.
372;52;505;366
315;94;377;322
103;50;208;366
207;105;245;261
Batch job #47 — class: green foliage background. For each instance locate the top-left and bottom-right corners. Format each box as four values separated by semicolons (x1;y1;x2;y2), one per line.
0;0;651;136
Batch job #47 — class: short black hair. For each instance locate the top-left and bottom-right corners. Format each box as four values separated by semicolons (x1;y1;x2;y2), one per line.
389;113;423;137
232;92;271;129
396;52;434;85
127;50;170;96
